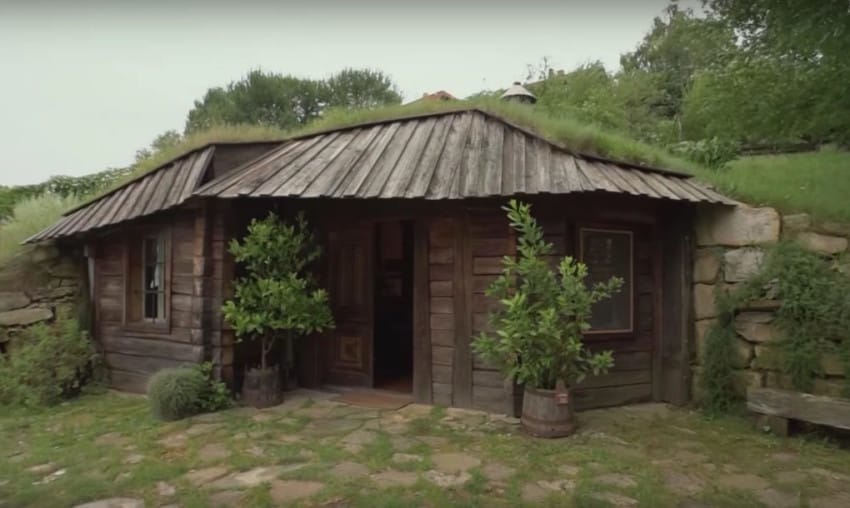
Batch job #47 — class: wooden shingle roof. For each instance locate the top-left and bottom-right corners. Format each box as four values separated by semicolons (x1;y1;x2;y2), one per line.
27;107;734;244
196;109;734;204
26;146;215;243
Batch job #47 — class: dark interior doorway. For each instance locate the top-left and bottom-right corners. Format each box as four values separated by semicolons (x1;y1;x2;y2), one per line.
372;220;414;392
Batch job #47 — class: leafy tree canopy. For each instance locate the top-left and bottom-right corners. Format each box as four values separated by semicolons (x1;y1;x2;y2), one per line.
185;68;402;134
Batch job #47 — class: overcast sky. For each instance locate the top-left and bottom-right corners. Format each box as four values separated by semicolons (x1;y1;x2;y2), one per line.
0;0;696;186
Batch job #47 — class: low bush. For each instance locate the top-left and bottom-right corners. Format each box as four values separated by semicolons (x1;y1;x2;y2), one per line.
700;242;850;413
147;363;230;421
670;137;739;169
147;367;207;421
0;315;99;407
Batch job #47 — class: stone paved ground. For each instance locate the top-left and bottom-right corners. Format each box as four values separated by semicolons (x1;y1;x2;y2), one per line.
2;390;850;507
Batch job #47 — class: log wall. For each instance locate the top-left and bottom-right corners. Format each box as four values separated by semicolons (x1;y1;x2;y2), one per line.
95;210;204;392
428;217;456;406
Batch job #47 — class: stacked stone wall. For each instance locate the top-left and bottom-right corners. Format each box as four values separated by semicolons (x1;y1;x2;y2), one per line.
691;205;850;398
0;245;85;353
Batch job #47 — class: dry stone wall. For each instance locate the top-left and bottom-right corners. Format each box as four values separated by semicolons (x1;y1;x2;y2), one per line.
691;205;850;399
0;245;84;353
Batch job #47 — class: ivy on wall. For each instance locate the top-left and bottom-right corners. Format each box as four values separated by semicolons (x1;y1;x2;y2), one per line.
699;242;850;413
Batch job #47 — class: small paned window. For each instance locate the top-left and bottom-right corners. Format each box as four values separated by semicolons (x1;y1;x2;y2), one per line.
579;228;633;334
142;235;166;320
126;229;169;326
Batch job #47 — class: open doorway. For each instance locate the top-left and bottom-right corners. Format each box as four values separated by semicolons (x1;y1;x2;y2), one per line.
372;220;414;393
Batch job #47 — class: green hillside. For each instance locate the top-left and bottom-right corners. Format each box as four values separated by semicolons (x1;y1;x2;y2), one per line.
694;149;850;223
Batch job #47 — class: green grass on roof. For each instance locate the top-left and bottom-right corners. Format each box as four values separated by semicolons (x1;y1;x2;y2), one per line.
125;98;702;185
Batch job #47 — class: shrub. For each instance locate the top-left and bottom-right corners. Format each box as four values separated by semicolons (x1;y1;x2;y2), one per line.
0;315;98;407
222;212;334;373
147;367;208;421
700;242;850;413
472;200;621;390
194;362;232;413
147;363;231;421
670;137;739;169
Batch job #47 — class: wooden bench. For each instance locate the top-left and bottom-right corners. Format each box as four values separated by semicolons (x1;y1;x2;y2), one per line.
747;387;850;436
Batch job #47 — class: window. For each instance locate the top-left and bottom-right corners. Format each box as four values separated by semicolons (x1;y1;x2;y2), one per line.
125;229;169;327
579;228;633;334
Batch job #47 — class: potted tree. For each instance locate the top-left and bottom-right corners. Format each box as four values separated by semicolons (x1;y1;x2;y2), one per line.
473;200;622;438
222;212;334;408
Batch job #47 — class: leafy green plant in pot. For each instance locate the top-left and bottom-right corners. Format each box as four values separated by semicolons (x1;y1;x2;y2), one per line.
222;212;334;408
473;200;622;438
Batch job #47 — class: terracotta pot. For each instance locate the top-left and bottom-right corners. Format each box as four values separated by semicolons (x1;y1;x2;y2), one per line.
241;366;282;408
520;385;576;438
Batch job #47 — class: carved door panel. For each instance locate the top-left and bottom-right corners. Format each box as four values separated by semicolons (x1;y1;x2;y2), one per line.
325;222;374;386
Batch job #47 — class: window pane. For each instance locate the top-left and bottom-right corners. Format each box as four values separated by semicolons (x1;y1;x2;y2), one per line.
140;234;166;321
144;292;158;319
581;229;632;332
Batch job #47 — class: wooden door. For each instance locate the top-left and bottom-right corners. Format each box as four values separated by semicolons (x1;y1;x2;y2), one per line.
325;222;374;386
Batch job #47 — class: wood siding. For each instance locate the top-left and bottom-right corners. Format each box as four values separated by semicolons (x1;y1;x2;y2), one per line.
95;211;202;392
93;204;235;392
429;218;456;406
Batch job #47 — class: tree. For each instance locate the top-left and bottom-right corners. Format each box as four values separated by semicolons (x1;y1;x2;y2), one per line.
135;130;183;163
705;0;850;145
472;200;620;390
184;69;402;134
222;212;334;372
620;4;737;124
323;68;402;109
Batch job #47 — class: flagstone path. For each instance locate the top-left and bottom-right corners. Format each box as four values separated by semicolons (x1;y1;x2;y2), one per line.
2;389;850;507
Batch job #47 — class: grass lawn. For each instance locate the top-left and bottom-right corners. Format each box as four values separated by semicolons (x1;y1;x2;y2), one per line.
2;390;850;508
694;149;850;224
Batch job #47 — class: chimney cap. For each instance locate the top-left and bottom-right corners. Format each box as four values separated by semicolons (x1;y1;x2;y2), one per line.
500;82;537;103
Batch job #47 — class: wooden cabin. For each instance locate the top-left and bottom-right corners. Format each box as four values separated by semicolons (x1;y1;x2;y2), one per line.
28;108;734;414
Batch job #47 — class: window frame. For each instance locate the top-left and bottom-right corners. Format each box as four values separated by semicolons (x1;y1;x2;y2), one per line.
122;225;172;333
577;225;635;336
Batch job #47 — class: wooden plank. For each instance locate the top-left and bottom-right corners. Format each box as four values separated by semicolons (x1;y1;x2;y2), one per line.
471;293;501;314
452;215;473;407
472;257;503;275
381;117;438;197
460;113;485;197
412;220;433;404
432;364;453;384
470;238;511;256
430;280;453;297
575;369;652;390
429;247;454;264
481;119;504;196
109;369;149;394
472;385;510;414
747;388;850;431
472;275;498;294
610;351;652;371
429;263;453;281
431;329;454;346
659;209;693;405
572;383;652;411
430;297;453;314
472;312;490;333
105;352;193;375
472;369;507;388
429;313;455;331
100;335;203;362
404;115;454;198
428;113;473;199
432;345;454;366
433;383;453;406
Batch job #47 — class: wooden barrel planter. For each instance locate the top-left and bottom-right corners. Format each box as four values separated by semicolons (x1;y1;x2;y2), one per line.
521;386;576;438
242;367;283;408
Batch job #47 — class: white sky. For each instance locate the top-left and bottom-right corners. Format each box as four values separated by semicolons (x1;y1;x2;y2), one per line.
0;0;694;186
